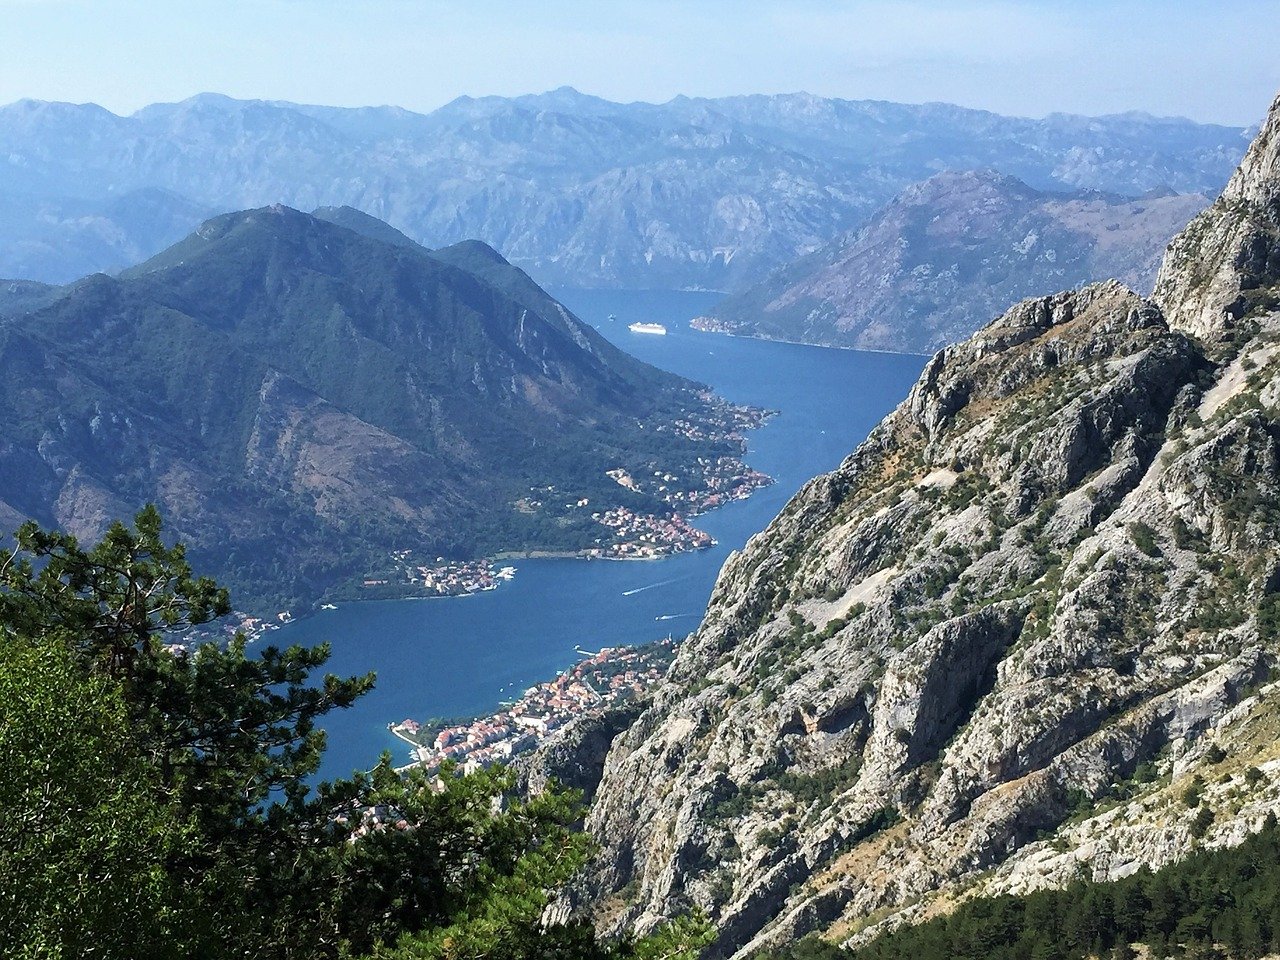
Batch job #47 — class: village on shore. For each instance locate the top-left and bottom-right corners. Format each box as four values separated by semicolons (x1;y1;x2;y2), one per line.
181;399;773;640
388;640;678;774
364;450;771;597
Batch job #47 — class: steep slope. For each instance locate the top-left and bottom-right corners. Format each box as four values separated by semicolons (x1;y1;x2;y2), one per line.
1156;94;1280;341
0;91;1249;288
0;205;754;610
568;93;1280;957
698;172;1208;353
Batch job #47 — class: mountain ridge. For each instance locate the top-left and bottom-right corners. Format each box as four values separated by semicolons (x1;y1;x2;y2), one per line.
532;90;1280;957
696;169;1210;354
0;205;758;611
0;91;1249;289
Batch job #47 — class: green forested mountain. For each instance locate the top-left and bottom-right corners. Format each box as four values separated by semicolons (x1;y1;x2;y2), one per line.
0;205;743;610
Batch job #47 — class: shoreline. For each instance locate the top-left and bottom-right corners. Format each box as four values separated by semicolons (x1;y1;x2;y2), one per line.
387;726;421;748
491;549;669;562
319;548;696;612
391;640;678;774
688;321;933;358
254;379;778;630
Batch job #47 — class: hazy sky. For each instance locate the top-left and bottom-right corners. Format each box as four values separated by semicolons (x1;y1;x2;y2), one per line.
1;0;1277;125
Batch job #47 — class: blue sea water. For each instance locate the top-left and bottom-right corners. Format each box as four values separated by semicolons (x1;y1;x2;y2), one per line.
276;290;927;781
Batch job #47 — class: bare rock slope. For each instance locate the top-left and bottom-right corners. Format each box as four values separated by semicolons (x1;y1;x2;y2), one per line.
566;93;1280;957
699;171;1209;354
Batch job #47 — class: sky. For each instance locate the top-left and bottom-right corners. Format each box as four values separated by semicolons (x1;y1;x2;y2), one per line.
0;0;1277;126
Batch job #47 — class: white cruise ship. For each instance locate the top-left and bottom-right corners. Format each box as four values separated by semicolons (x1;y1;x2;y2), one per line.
628;322;667;335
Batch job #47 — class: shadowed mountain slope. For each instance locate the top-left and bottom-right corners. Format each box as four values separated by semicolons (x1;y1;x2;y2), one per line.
0;205;748;610
699;171;1209;353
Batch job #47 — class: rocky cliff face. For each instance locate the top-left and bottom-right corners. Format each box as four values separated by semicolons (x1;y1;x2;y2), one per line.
699;171;1208;354
1156;93;1280;341
568;93;1280;956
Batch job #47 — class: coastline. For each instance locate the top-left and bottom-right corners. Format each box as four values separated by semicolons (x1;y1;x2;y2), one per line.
390;640;677;775
688;320;933;358
491;549;668;562
387;726;420;748
235;359;778;632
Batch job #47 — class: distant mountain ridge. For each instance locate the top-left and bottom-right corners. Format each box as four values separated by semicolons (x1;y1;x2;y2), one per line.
0;89;1251;289
0;205;752;611
699;170;1210;353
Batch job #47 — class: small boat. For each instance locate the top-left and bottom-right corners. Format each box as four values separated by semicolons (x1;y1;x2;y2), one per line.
628;322;667;336
608;313;617;321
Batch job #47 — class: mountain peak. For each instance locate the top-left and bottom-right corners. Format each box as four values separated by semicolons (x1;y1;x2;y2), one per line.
512;86;620;115
1222;91;1280;208
1154;91;1280;340
436;238;509;265
4;201;715;612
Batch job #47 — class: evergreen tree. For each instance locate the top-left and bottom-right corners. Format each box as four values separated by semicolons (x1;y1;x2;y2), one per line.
0;508;712;959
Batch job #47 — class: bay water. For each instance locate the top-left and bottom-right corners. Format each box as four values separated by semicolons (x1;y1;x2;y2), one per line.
277;290;927;781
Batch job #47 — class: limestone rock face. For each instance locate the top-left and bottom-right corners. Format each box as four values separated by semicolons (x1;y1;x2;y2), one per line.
571;92;1280;957
1155;93;1280;341
703;171;1210;354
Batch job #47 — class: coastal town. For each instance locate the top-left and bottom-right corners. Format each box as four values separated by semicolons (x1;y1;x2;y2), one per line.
388;640;677;774
605;455;772;518
688;315;739;336
388;555;517;596
363;440;772;590
592;507;714;557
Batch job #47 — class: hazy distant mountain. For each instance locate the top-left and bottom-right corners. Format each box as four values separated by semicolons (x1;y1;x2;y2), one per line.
0;205;746;610
0;187;214;284
699;170;1210;353
0;90;1252;289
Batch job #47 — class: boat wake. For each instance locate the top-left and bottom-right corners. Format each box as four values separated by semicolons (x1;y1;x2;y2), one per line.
622;577;682;597
655;613;696;622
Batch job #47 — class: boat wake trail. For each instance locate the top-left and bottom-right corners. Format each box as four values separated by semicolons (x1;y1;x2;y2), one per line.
654;613;696;622
622;577;682;597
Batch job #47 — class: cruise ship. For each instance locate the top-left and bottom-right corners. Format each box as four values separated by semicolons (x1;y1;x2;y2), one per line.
628;322;667;335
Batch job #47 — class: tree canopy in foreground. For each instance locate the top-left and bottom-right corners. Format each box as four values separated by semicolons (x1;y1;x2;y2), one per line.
0;506;710;960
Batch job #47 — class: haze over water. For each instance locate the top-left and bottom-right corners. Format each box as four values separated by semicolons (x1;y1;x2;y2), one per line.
280;290;926;781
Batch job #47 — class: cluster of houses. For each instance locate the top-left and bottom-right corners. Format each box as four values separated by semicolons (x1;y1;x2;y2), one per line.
389;643;674;775
407;558;516;597
592;507;716;557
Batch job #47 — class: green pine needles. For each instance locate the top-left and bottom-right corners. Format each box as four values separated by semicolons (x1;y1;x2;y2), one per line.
0;506;711;960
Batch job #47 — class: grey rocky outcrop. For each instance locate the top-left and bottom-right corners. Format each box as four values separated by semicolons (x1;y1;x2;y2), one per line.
1155;92;1280;342
570;92;1280;957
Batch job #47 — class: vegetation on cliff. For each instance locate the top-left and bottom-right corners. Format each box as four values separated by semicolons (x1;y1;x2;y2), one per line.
766;813;1280;960
569;93;1280;958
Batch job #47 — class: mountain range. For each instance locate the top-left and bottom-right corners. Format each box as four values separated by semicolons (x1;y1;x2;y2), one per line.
0;89;1252;290
698;170;1210;354
516;91;1280;957
0;205;752;611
